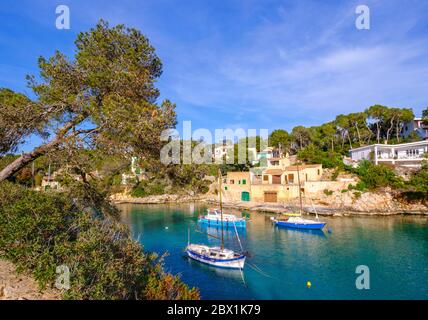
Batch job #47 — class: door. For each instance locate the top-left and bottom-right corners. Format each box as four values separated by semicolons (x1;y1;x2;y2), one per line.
272;175;281;184
264;191;277;203
241;191;250;202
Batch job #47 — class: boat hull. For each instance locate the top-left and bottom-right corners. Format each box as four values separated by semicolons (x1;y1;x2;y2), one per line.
186;249;246;269
275;220;326;230
198;218;246;228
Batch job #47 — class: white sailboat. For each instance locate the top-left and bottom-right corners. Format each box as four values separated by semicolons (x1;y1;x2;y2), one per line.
186;169;246;269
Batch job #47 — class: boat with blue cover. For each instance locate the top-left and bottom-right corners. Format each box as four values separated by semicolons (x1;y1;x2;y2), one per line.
272;215;326;230
271;163;326;231
198;208;247;228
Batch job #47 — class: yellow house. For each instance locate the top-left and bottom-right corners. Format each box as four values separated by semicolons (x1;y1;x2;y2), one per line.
223;164;323;203
262;164;322;185
223;172;251;202
266;156;290;169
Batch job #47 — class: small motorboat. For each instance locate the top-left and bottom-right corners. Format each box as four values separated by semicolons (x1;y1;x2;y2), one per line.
271;216;326;230
198;208;247;228
185;244;246;269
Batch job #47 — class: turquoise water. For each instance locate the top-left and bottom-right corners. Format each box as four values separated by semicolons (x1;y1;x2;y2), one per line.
119;203;428;300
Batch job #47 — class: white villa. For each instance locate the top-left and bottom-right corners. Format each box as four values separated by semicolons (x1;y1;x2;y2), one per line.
213;141;234;161
349;140;428;168
402;117;428;140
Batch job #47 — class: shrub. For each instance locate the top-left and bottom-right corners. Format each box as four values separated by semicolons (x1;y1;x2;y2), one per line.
341;189;348;193
0;182;199;300
408;162;428;193
331;169;340;181
354;181;367;191
353;191;362;199
199;185;210;194
131;179;165;198
350;160;403;190
297;144;344;169
323;189;333;196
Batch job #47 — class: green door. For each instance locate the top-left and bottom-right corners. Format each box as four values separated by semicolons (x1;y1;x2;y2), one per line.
241;191;250;202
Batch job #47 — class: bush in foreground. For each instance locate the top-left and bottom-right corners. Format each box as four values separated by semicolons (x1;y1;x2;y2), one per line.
0;181;199;300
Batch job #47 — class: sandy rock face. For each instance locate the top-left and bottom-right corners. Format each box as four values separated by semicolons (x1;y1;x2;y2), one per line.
0;259;60;300
312;189;427;214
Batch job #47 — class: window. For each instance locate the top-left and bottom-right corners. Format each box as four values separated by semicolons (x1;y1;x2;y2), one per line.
263;175;269;181
230;179;235;184
242;179;246;185
238;180;241;184
224;186;228;190
317;169;320;175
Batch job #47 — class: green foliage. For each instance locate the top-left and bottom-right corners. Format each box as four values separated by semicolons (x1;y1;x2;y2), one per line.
350;160;403;190
269;129;290;151
0;89;38;155
199;185;210;194
348;181;367;192
423;108;428;125
0;20;177;183
0;154;18;171
297;144;343;169
0;182;199;300
331;169;340;181
323;189;333;196
353;191;362;199
408;162;428;193
131;179;165;197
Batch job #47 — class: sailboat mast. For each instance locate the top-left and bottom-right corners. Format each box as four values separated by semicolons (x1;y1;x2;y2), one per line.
218;169;224;250
296;162;303;215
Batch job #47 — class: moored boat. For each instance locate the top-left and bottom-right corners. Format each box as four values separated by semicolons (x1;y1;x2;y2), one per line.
186;169;246;270
185;244;246;269
271;163;326;231
198;208;247;228
271;216;326;230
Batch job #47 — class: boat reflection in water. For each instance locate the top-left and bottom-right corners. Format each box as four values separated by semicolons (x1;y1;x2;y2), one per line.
186;256;245;281
274;225;326;238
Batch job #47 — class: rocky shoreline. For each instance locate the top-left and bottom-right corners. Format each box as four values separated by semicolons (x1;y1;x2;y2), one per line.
111;191;428;216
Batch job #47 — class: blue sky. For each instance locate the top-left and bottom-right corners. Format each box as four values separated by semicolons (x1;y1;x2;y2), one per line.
1;0;427;151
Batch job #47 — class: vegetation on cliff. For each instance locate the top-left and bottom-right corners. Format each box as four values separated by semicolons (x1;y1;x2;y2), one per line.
0;181;199;299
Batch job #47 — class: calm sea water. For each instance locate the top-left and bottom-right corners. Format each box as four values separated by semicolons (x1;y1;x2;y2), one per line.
119;203;428;300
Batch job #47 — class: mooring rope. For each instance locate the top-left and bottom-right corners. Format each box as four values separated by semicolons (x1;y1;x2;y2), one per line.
246;261;281;281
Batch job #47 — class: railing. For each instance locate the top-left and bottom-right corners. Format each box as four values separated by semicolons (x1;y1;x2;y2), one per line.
378;155;425;160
